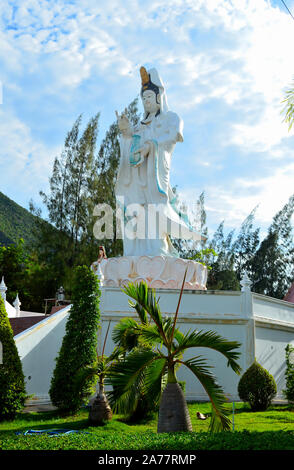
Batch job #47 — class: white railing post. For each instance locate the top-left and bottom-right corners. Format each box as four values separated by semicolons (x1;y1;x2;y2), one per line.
0;276;7;302
13;294;21;317
241;271;255;369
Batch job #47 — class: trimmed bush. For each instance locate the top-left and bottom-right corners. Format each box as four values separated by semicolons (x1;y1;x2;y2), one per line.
49;266;101;413
283;344;294;405
0;295;26;421
238;360;277;411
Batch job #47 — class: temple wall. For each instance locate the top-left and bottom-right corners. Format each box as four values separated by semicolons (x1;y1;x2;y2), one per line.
16;288;294;404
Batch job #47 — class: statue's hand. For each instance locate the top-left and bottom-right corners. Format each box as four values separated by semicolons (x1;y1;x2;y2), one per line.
115;109;132;135
136;142;151;159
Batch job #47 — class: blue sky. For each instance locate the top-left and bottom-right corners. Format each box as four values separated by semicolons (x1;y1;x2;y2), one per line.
1;0;294;238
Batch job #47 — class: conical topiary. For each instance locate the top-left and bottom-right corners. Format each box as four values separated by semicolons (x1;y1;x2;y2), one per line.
0;295;26;421
49;266;101;414
238;360;277;411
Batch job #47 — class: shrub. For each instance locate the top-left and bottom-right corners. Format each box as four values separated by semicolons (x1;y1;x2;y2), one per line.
0;295;26;421
283;344;294;405
49;266;101;413
238;360;277;411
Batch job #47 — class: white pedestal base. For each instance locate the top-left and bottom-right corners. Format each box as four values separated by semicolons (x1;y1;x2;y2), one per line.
91;256;207;290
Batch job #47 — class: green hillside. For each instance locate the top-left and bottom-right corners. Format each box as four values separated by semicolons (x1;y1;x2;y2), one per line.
0;192;40;247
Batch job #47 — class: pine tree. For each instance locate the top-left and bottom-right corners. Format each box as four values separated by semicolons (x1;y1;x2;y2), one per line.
0;295;26;421
251;194;294;298
40;113;101;266
206;222;239;290
92;98;140;258
49;265;101;413
231;207;260;280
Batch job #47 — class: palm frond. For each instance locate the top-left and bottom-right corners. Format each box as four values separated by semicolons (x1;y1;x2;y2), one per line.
122;282;168;345
112;317;141;352
73;364;98;391
139;324;166;347
282;83;294;131
133;302;149;325
141;357;167;406
174;329;241;374
179;357;231;432
106;348;161;414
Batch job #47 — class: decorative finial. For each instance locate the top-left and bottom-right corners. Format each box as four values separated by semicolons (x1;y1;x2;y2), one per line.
240;271;252;292
0;277;7;301
13;293;21;317
140;66;149;86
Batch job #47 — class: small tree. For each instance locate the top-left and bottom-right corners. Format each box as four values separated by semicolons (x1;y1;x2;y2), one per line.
49;265;101;413
238;360;277;411
0;296;26;421
108;276;242;433
283;344;294;406
75;320;115;425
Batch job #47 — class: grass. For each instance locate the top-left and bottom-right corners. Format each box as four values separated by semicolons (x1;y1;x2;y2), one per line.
0;402;294;450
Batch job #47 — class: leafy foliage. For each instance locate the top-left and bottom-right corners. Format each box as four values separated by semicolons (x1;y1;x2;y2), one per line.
238;360;277;411
108;280;241;432
28;99;140;301
282;79;294;131
0;295;26;421
0;238;57;313
283;344;294;405
0;191;43;249
177;192;294;299
49;266;101;413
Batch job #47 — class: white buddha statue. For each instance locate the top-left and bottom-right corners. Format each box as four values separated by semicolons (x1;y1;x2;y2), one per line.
115;66;202;257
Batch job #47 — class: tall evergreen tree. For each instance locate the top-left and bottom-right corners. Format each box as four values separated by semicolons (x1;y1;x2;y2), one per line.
40;113;100;266
0;295;26;421
206;222;240;290
231;207;260;280
92;98;140;258
49;265;101;413
251;194;294;298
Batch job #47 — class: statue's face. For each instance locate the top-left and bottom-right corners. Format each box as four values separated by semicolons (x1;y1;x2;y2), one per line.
142;90;159;114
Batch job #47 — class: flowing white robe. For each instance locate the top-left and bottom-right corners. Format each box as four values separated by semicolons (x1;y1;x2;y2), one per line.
115;111;201;257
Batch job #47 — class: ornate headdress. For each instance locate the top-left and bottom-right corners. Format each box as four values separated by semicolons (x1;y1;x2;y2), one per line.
140;66;160;97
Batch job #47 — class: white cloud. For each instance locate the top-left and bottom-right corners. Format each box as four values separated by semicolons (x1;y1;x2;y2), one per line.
0;0;294;226
0;109;60;205
179;161;294;234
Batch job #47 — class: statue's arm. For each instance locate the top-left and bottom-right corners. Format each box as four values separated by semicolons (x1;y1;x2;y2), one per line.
153;112;184;147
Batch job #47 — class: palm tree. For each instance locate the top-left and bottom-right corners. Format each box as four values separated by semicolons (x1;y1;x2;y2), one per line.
110;309;163;420
75;321;115;425
108;274;242;432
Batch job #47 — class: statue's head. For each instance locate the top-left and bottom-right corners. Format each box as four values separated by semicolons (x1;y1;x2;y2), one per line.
142;89;160;114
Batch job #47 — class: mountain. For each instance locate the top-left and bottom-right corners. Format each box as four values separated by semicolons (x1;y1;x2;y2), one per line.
0;192;40;247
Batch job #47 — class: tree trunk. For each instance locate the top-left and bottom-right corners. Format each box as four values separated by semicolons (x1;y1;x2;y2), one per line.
157;383;192;433
88;380;112;426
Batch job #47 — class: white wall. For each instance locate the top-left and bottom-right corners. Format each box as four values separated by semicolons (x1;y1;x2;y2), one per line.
99;287;255;402
15;287;294;404
15;306;70;402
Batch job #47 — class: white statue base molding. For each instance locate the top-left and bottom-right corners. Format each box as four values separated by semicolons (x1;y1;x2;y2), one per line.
92;256;207;290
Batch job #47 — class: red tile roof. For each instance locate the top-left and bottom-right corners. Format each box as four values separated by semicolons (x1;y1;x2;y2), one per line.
284;283;294;303
9;316;45;336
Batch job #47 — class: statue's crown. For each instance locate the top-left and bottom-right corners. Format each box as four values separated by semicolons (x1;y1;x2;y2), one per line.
140;66;160;96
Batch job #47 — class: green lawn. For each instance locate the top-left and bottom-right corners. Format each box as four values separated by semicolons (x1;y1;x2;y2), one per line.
0;402;294;450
